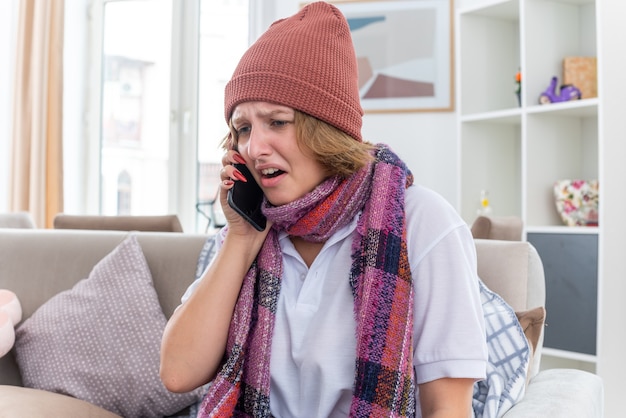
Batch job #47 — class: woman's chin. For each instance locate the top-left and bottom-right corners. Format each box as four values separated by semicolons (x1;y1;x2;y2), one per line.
265;190;305;207
265;196;290;207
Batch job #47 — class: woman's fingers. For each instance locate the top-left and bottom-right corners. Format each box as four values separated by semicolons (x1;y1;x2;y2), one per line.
221;149;246;167
220;165;247;183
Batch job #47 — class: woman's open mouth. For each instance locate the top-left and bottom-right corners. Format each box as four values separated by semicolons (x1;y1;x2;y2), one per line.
261;168;284;178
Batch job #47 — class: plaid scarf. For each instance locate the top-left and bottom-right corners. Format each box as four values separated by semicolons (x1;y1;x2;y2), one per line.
198;144;415;417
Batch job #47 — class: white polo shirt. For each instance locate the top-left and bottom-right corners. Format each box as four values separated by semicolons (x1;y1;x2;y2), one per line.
183;185;487;418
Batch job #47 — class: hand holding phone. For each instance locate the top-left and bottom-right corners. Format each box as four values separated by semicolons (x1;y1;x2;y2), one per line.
227;164;267;231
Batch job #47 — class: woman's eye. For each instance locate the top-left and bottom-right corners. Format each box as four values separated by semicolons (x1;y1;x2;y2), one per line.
271;120;287;127
236;126;250;136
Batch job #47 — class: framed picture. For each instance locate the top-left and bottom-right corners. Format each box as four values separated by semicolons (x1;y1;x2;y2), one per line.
328;0;454;113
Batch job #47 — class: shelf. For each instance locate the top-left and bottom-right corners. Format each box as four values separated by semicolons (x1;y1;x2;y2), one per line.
526;98;599;117
458;0;600;370
458;0;520;116
460;108;522;124
460;98;598;122
553;0;595;5
523;0;597;107
525;225;598;234
459;0;519;19
459;122;521;222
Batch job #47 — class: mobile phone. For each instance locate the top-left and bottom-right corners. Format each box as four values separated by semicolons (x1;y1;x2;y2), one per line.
227;164;267;231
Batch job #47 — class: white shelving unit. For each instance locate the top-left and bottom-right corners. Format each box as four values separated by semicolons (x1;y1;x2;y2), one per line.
456;0;599;372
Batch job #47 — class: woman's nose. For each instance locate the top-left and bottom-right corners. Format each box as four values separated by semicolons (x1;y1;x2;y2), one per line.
247;126;271;160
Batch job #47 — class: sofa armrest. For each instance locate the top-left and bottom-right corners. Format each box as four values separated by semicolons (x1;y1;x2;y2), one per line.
0;385;121;417
503;368;603;418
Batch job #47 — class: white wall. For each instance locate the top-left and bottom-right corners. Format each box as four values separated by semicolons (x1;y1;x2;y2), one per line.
269;0;460;206
363;113;457;205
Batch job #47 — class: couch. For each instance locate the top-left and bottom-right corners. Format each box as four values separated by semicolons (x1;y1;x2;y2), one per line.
52;214;184;232
0;212;35;229
0;229;603;417
473;239;603;417
0;229;207;417
471;215;524;241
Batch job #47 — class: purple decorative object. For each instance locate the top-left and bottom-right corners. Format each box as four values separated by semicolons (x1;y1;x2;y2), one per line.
539;76;582;104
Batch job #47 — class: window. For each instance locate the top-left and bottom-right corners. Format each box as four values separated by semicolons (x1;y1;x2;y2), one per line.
99;0;173;217
88;0;249;231
196;0;249;231
117;170;132;215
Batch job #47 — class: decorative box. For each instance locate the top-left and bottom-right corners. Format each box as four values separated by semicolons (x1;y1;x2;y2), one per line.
563;56;597;99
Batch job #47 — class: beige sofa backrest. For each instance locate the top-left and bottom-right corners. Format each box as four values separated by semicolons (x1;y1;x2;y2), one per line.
53;214;184;232
0;230;546;387
0;229;208;386
0;212;35;229
474;238;546;313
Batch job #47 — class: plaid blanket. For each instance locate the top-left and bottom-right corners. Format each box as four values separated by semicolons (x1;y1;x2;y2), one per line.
473;280;530;417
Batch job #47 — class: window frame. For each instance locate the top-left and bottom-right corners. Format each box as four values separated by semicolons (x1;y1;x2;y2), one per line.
85;0;263;231
86;0;200;231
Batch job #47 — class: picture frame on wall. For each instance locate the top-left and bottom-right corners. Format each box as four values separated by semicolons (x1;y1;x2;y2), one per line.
326;0;454;113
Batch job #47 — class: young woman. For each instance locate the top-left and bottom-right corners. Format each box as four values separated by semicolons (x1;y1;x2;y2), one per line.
160;3;487;417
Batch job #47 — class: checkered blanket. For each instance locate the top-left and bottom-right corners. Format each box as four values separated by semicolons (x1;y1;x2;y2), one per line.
473;280;530;417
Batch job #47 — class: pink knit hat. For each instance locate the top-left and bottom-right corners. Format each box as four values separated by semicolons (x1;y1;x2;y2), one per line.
224;1;363;142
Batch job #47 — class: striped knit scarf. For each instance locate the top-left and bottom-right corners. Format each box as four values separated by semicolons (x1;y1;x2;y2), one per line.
198;144;415;417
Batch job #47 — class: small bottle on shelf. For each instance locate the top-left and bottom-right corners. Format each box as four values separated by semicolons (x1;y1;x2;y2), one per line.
477;190;493;216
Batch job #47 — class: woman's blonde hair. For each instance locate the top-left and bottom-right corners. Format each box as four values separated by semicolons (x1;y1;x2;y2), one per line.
294;111;374;177
225;110;373;178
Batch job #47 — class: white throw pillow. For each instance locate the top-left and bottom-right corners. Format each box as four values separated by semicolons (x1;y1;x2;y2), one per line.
14;234;201;418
